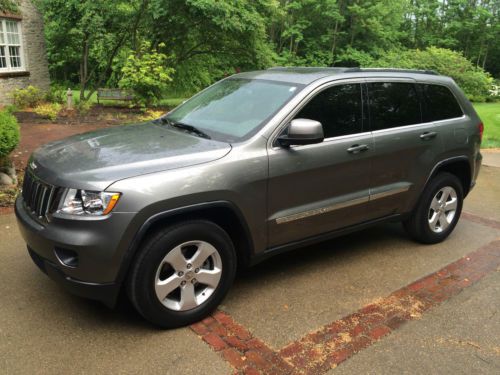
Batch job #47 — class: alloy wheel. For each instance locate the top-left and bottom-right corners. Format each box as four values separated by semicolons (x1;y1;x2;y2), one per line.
154;240;222;311
428;186;458;233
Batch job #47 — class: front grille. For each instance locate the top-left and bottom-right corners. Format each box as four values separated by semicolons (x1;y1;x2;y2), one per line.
22;169;62;220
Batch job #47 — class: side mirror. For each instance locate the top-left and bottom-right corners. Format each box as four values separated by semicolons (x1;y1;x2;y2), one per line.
278;119;324;147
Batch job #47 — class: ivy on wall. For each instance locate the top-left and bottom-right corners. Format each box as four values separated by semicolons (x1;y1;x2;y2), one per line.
0;0;19;14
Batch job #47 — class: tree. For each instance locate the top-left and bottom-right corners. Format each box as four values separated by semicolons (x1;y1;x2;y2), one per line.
371;47;493;101
119;42;174;106
37;0;500;101
37;0;149;101
144;0;276;92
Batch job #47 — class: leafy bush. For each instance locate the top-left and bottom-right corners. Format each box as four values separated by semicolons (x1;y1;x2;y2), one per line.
33;103;62;121
3;104;18;114
45;84;67;104
370;47;493;102
0;110;20;159
138;109;165;122
75;100;92;115
119;42;175;107
11;86;44;108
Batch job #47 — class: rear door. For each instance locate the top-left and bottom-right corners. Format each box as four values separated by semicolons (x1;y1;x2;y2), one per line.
267;82;376;247
366;80;444;217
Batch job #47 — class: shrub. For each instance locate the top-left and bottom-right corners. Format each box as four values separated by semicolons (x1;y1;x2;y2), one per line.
45;84;66;104
11;85;44;108
33;103;62;121
138;109;165;122
3;104;18;114
0;110;20;159
370;47;493;102
119;42;175;107
76;100;92;115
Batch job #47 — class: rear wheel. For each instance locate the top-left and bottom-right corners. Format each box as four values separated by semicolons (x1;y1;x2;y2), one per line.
404;173;463;244
127;220;236;328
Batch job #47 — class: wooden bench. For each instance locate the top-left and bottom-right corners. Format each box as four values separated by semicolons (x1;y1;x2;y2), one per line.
97;88;134;104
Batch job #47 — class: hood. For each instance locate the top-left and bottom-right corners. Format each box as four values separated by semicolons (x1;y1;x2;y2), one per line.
30;122;232;191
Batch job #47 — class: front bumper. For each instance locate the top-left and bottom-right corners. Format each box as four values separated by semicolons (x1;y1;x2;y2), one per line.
15;196;136;307
27;247;119;307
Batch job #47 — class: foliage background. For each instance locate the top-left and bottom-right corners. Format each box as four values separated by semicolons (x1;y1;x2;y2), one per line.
35;0;500;101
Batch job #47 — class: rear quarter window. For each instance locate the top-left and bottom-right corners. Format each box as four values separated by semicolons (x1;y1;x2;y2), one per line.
420;84;464;122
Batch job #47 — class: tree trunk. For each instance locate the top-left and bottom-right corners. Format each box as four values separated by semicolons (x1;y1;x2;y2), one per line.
331;19;339;63
79;37;89;102
482;45;488;69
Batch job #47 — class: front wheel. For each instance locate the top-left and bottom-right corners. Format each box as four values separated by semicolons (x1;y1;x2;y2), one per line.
127;220;237;328
404;172;463;244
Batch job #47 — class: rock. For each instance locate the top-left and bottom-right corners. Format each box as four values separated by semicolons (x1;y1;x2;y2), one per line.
6;166;16;178
0;166;16;178
0;172;13;186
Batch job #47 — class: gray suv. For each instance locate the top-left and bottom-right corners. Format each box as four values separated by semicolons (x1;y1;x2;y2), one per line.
16;68;483;327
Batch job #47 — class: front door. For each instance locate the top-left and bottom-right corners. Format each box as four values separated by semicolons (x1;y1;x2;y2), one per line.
267;82;376;248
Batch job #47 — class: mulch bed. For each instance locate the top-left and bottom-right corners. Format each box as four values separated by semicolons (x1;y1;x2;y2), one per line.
14;105;152;126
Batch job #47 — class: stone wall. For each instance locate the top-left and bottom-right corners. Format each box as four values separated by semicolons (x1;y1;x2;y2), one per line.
0;0;50;105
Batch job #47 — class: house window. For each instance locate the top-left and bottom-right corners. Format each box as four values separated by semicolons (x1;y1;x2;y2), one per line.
0;19;23;71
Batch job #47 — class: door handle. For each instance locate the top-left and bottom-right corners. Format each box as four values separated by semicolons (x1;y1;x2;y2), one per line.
347;144;370;154
420;131;437;140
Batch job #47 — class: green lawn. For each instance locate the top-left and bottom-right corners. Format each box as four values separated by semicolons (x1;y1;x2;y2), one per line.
474;102;500;148
73;90;187;109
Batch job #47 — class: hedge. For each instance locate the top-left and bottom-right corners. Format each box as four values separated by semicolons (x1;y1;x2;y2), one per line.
0;110;20;159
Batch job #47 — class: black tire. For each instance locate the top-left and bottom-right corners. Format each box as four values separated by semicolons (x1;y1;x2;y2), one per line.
403;172;464;244
126;220;236;328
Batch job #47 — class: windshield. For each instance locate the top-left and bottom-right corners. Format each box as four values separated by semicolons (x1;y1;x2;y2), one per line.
166;78;303;142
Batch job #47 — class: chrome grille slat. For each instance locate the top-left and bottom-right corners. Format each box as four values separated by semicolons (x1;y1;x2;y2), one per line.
37;186;48;217
44;186;55;216
30;182;39;209
22;169;59;222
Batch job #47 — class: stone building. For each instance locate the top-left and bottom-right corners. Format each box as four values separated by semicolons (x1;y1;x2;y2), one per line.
0;0;50;105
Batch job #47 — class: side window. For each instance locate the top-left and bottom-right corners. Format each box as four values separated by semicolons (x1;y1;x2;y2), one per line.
295;83;363;138
421;84;463;122
368;82;421;130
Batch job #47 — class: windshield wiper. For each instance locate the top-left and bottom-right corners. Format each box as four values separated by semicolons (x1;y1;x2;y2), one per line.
156;117;211;139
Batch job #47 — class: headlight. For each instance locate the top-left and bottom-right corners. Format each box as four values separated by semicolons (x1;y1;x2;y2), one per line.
58;189;121;216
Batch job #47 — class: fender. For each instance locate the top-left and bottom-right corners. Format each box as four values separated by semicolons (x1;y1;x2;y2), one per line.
423;155;471;193
407;155;471;215
420;155;474;196
113;201;254;286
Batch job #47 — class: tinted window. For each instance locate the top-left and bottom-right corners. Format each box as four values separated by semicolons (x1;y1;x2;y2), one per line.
421;84;463;122
368;82;421;130
295;84;363;138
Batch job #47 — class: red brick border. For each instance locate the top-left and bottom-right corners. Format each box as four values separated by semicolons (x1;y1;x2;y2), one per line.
193;239;500;374
279;240;500;373
462;211;500;230
190;312;294;374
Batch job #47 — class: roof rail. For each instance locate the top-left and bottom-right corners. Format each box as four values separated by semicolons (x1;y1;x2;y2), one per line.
266;66;440;76
267;66;349;72
344;68;439;75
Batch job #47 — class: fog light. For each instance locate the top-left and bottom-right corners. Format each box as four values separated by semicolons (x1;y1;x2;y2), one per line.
54;247;78;268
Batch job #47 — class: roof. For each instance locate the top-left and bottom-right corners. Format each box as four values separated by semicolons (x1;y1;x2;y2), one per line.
233;67;443;86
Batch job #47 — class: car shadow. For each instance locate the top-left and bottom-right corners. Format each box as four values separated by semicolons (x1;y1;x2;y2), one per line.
49;222;411;329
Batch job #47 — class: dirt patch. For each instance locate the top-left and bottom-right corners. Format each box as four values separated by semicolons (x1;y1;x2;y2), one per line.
11;123;117;171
